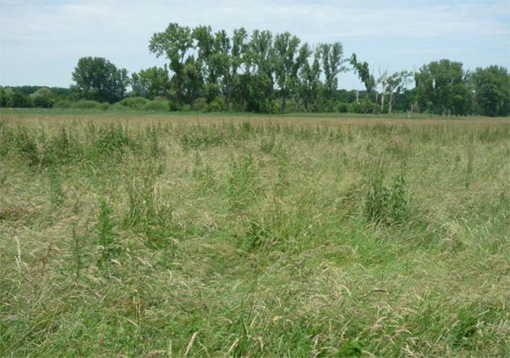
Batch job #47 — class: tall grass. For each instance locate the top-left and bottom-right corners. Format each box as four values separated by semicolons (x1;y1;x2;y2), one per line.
0;114;509;357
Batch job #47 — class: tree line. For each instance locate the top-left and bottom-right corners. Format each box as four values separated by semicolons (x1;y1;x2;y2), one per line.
1;23;509;116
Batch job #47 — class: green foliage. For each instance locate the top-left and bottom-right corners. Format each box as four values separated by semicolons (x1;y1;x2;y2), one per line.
337;102;349;113
472;66;510;117
119;97;149;110
415;59;471;116
69;100;103;110
53;99;72;109
71;56;129;103
95;199;119;264
192;97;207;111
31;88;55;108
206;95;226;112
143;100;169;112
9;91;34;108
364;160;408;226
350;53;375;96
131;66;170;99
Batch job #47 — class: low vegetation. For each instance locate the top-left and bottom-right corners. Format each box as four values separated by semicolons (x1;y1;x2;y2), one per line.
0;112;509;357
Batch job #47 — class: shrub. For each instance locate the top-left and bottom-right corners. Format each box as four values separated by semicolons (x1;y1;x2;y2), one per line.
119;97;148;110
337;103;349;113
261;99;280;114
193;97;207;112
99;103;110;111
143;101;169;112
350;103;364;114
32;88;55;108
107;103;130;112
70;100;102;110
364;162;408;226
169;102;182;112
181;104;191;112
207;96;226;112
53;100;72;109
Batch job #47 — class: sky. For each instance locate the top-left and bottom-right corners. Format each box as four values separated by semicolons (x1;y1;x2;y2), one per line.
0;0;509;90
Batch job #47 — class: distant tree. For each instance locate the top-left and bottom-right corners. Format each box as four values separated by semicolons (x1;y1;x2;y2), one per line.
319;42;347;103
222;27;248;111
31;88;55;108
0;87;14;107
386;71;412;114
274;32;301;112
471;66;510;117
71;57;129;103
149;23;193;104
291;43;312;111
10;91;33;108
193;25;220;101
350;54;375;112
131;66;170;99
183;56;204;110
415;59;467;115
300;47;322;112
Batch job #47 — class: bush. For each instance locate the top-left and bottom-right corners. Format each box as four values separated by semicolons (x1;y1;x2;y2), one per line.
70;100;102;110
107;103;131;112
143;101;169;112
53;100;72;109
99;103;110;111
337;103;349;113
260;99;280;114
350;103;364;114
119;97;149;110
193;97;207;112
10;92;33;108
207;96;227;113
32;88;55;108
169;102;182;112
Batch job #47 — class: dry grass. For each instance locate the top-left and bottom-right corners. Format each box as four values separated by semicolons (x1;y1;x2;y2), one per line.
0;110;509;357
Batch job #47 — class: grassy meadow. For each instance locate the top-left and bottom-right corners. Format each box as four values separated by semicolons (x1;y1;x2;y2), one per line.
0;110;509;357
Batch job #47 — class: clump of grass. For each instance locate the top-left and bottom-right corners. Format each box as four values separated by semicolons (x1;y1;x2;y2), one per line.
95;199;119;265
48;165;65;206
364;158;409;226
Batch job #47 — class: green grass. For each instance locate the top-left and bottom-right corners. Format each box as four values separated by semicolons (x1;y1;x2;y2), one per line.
0;113;509;357
1;107;489;120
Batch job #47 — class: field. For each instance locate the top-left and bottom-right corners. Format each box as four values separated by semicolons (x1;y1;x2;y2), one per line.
1;110;509;357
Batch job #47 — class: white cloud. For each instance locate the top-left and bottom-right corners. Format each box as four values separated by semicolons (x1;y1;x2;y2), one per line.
0;0;509;87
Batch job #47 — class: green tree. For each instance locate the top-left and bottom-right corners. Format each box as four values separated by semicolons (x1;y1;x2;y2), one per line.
319;42;347;104
222;27;248;112
291;43;312;111
183;56;204;110
71;57;129;103
10;91;34;108
415;59;466;115
0;87;14;107
350;54;375;112
149;23;193;105
131;66;170;99
471;66;510;117
386;71;412;114
300;48;322;112
274;32;300;112
31;88;56;108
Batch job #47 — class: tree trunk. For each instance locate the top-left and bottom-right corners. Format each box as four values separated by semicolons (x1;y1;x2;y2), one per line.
380;92;385;113
355;90;359;104
388;92;393;114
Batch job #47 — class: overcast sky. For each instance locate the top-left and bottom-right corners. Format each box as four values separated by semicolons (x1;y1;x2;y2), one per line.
0;0;509;90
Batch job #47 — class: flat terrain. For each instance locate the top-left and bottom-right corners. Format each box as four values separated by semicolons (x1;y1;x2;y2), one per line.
1;110;509;357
